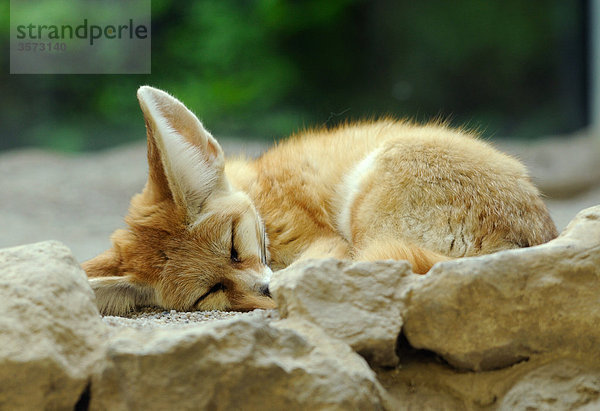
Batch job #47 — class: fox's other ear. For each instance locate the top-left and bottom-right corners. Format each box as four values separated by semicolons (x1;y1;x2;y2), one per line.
89;276;158;316
136;86;226;214
82;248;121;277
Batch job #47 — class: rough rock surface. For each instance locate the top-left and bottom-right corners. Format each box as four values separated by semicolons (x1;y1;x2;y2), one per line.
1;169;600;409
0;241;107;410
91;317;388;410
271;259;413;367
499;360;600;410
498;133;600;198
403;205;600;371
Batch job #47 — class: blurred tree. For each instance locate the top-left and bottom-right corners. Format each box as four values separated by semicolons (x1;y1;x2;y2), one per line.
0;0;587;151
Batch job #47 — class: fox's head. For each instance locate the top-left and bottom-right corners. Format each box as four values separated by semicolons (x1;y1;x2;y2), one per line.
83;86;275;316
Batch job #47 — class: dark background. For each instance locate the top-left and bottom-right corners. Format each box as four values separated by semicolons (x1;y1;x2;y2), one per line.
0;0;589;152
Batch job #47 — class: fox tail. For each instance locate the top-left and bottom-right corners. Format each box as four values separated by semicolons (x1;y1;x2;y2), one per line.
355;238;451;274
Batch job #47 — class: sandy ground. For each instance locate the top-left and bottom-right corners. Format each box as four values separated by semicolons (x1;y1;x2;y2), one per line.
0;137;268;262
1;134;599;263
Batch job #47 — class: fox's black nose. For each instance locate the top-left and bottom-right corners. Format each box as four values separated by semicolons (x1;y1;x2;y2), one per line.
259;283;271;298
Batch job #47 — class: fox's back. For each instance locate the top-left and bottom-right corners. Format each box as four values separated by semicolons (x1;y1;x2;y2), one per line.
228;120;557;268
228;121;398;266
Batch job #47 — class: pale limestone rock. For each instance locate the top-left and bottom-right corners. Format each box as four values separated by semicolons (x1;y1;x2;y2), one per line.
271;259;414;367
91;317;388;410
0;241;108;410
4;206;600;409
403;205;600;371
499;360;600;410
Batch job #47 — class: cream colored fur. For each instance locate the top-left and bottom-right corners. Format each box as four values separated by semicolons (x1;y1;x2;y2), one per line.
89;276;158;316
83;86;558;314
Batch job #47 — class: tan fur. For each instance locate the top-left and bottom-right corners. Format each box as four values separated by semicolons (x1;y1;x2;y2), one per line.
83;86;558;315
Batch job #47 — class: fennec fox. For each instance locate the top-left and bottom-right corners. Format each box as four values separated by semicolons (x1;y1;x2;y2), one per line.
84;86;557;315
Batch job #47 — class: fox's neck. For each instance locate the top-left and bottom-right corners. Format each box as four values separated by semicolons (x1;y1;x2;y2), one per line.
224;158;258;193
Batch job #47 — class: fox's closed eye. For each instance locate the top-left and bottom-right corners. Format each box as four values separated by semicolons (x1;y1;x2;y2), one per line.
230;224;241;263
194;282;226;307
261;227;267;265
230;243;240;263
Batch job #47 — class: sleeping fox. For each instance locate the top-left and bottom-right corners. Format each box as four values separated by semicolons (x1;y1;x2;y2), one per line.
83;86;558;316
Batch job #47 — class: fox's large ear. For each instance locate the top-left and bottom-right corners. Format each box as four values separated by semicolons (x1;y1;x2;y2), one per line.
136;86;226;214
88;276;158;316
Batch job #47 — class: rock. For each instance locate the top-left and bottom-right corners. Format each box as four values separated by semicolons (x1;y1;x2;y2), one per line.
270;259;414;368
91;317;388;410
0;241;108;410
403;205;600;371
498;134;600;199
499;360;600;410
4;208;600;409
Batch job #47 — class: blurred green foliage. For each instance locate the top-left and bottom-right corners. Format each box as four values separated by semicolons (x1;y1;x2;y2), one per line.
0;0;587;151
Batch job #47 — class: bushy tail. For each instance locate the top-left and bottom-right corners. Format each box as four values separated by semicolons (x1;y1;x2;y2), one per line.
354;238;451;274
